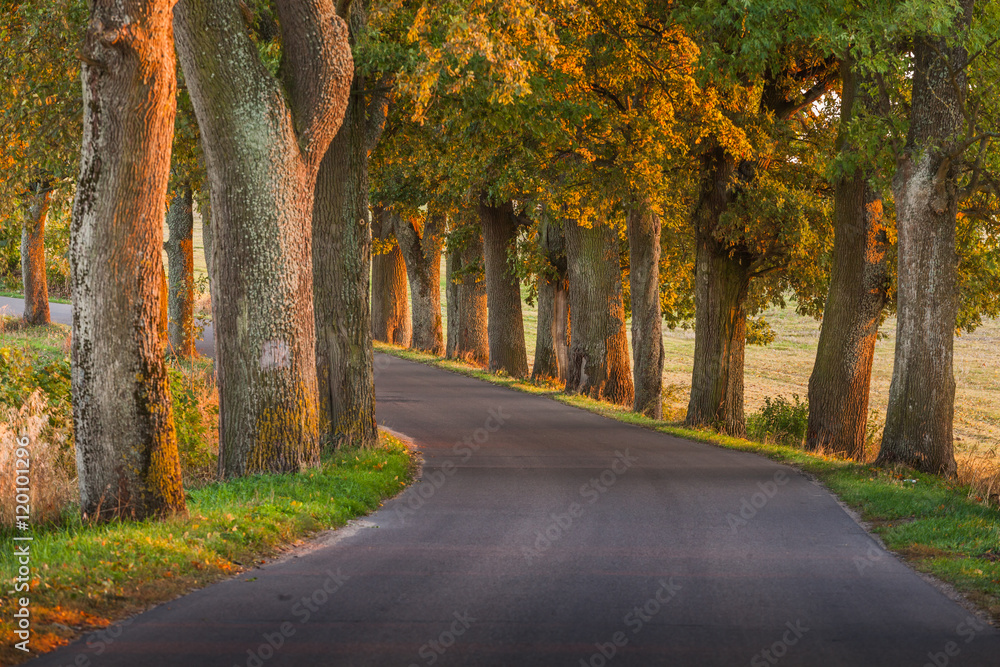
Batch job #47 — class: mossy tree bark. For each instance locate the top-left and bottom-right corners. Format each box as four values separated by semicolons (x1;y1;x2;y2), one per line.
564;219;634;406
877;3;972;477
174;0;353;476
532;217;568;381
20;182;51;326
807;60;888;459
627;197;663;418
165;184;196;358
313;1;383;450
685;147;751;436
372;207;411;346
393;207;445;355
447;230;489;364
478;198;528;377
71;0;186;521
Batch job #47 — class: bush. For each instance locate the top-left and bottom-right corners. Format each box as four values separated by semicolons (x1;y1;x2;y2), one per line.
169;360;219;484
747;394;809;447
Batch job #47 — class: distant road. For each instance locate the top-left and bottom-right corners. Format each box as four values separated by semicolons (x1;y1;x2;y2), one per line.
0;296;214;357
24;343;999;665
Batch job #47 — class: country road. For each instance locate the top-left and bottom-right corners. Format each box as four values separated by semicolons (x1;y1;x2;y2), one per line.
6;296;997;666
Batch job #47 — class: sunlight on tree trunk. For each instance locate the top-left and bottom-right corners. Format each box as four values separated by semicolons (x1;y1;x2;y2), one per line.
71;0;186;521
21;183;51;326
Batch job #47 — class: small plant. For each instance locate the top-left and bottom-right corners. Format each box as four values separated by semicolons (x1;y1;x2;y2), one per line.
747;394;809;447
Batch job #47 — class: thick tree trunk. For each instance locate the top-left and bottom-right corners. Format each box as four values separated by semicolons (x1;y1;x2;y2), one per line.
448;232;489;364
446;247;459;358
371;208;411;346
627;198;664;418
175;0;353;476
564;219;634;406
478;199;528;377
685;148;750;436
21;184;51;326
532;218;568;381
165;185;196;358
807;61;888;459
71;0;185;520
877;5;971;476
313;4;377;449
393;207;444;355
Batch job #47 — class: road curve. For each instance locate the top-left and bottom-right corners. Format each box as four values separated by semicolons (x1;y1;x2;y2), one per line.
20;343;998;665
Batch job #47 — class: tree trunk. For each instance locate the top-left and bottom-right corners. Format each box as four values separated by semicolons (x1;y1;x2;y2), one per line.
174;0;353;476
478;199;528;377
393;207;445;355
685;148;750;436
448;231;489;364
877;5;971;476
564;219;634;405
165;184;196;358
807;60;888;459
446;246;459;358
21;184;51;326
371;208;411;346
313;4;378;449
627;197;664;418
532;218;568;381
71;0;185;521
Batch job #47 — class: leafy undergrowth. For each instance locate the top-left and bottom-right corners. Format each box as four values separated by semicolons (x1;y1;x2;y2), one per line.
375;342;1000;623
0;434;416;665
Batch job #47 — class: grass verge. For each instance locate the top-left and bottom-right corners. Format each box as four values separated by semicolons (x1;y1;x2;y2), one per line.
375;341;1000;623
0;434;416;665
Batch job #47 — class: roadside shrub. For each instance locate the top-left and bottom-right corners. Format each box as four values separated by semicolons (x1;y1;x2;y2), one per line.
169;360;219;485
747;394;809;447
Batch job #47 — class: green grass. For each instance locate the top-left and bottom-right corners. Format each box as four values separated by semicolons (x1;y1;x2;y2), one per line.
375;341;1000;623
0;317;70;360
0;435;416;664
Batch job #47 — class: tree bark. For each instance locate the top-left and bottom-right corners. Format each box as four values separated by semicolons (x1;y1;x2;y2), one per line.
174;0;353;476
21;183;51;326
877;3;972;476
564;219;634;406
371;207;411;346
165;184;196;358
684;147;751;436
532;217;568;381
627;197;663;418
71;0;186;520
446;246;459;358
807;60;888;459
448;231;489;364
313;3;378;449
478;198;528;377
393;207;445;355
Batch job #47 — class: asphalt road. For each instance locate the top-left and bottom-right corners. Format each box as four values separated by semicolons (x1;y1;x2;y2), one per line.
0;296;215;357
11;295;997;666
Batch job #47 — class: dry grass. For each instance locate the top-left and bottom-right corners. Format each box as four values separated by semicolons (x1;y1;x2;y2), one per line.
0;390;76;527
